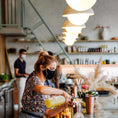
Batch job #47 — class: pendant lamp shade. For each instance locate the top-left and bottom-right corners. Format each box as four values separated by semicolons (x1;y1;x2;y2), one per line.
62;20;85;32
63;37;76;46
63;6;94;25
63;28;82;33
68;14;89;25
63;6;94;17
62;20;86;28
62;30;80;35
63;33;78;38
65;0;96;11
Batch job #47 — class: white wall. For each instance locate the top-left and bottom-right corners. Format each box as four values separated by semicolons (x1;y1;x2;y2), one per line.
25;0;118;40
23;0;118;63
5;0;118;77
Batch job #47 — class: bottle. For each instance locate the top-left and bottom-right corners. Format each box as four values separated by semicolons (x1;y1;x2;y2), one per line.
73;102;84;118
45;96;65;108
114;47;116;53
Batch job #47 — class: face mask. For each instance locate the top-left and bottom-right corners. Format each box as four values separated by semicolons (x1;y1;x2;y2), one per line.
43;68;55;80
21;54;26;60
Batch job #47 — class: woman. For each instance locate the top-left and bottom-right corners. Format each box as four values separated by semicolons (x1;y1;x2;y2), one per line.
18;55;71;118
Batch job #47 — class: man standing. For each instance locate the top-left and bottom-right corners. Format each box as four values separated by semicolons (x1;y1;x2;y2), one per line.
14;49;29;112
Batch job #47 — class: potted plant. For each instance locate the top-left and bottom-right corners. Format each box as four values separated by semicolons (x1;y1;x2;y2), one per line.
0;73;9;83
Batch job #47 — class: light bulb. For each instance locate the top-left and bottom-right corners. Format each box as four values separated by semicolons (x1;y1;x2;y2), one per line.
65;0;97;11
68;14;89;25
63;37;76;46
62;7;94;25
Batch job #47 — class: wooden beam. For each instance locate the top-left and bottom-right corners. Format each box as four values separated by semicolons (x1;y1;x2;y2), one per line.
0;35;6;73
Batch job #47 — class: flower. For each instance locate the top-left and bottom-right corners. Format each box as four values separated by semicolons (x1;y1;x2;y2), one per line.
94;25;110;30
81;85;88;89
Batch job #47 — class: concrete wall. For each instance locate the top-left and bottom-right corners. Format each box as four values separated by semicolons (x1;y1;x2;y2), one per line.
5;0;118;78
25;0;118;40
23;0;118;63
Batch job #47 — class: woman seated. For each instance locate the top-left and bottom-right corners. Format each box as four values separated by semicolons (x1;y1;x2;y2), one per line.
18;55;71;118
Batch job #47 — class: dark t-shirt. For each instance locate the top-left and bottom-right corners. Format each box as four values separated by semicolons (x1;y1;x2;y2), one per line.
14;58;26;78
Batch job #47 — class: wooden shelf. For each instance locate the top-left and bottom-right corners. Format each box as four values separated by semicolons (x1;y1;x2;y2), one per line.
60;64;118;67
75;39;118;42
8;40;38;43
8;39;118;43
8;52;39;55
61;52;118;55
8;40;58;43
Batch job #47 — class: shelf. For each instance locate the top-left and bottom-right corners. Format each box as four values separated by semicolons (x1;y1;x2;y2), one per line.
60;64;118;67
8;39;118;43
8;52;39;55
61;52;118;55
8;39;59;43
8;40;38;43
75;39;118;42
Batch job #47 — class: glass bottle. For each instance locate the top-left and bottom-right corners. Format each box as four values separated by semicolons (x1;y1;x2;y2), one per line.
73;102;84;118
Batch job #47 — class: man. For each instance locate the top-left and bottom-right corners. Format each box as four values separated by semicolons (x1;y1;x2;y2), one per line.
14;49;29;112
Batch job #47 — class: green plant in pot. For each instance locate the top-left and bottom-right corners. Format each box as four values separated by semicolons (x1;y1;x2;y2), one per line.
0;73;9;82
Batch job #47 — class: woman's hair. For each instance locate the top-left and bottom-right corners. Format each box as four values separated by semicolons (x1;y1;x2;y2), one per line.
34;55;57;73
38;51;49;57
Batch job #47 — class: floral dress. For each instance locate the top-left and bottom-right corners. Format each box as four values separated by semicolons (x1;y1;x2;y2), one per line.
22;72;52;114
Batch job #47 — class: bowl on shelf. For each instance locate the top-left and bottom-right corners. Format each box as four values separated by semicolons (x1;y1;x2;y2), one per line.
97;90;109;96
66;78;73;84
7;48;16;53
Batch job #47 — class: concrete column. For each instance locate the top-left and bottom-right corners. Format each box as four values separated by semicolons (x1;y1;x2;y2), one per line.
0;35;6;73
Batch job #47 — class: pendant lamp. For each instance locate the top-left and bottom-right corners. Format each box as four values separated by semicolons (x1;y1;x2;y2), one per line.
62;20;85;32
63;33;78;39
65;0;97;11
62;30;80;35
63;6;94;25
63;37;76;46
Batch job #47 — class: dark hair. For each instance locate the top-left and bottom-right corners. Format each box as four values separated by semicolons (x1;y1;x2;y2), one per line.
34;55;57;73
19;49;27;54
48;51;53;56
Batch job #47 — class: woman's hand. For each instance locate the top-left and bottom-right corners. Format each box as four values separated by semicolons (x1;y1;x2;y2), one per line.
63;91;71;103
63;100;73;108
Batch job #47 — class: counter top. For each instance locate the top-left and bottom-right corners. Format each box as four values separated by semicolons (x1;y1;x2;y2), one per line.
85;96;118;118
0;78;16;89
73;96;118;118
85;109;118;118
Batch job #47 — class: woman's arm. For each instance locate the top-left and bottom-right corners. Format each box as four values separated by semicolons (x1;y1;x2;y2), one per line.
34;85;71;101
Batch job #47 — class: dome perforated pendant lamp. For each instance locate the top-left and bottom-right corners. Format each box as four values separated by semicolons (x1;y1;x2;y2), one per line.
65;0;97;11
68;14;89;25
62;20;85;32
62;30;80;35
63;37;76;46
63;6;94;17
63;6;94;25
62;20;86;28
63;33;78;38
